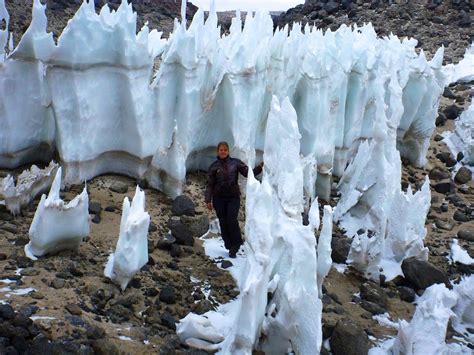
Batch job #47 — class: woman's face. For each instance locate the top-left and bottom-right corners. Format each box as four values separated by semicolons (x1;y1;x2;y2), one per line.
217;145;229;159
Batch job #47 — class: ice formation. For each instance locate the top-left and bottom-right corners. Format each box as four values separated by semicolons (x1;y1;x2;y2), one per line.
104;186;150;291
443;43;474;84
335;112;430;281
0;161;58;215
443;101;474;167
25;167;89;260
370;276;474;354
177;96;332;354
449;239;474;265
0;0;445;200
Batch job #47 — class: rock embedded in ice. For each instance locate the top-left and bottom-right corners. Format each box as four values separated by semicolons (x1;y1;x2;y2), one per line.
104;186;150;291
0;161;58;215
25;167;89;260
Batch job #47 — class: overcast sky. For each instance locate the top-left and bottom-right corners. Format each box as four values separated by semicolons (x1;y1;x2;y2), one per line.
190;0;303;12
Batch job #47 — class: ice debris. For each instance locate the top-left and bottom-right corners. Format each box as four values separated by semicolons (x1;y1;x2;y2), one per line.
0;161;58;215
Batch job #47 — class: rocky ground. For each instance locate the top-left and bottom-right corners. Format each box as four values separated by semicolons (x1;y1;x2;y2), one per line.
1;0;473;354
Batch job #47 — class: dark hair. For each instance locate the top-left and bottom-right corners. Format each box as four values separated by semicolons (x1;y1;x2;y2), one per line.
216;142;229;151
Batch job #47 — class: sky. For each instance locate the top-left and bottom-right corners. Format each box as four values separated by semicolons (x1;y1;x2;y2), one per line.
190;0;303;12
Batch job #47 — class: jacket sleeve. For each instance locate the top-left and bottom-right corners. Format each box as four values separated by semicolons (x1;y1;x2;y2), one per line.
237;160;262;178
205;164;216;203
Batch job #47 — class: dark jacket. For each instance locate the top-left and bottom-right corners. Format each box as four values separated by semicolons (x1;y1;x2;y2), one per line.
205;156;263;203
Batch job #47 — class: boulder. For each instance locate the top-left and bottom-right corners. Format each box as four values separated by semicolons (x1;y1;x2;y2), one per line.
401;257;449;290
454;167;472;184
171;195;195;216
330;319;369;355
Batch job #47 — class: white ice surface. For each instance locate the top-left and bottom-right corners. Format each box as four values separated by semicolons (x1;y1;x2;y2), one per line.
104;186;150;291
25;167;89;259
449;239;474;265
443;44;474;85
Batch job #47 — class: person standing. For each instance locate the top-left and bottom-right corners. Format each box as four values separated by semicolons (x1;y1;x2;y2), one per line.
205;142;263;258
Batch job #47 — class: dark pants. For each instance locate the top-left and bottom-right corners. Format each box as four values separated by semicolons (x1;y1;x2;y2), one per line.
213;196;243;251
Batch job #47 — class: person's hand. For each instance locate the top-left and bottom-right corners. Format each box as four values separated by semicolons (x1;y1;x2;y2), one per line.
207;202;213;211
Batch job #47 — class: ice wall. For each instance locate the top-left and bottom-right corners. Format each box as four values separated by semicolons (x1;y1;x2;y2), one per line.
104;186;150;291
0;0;444;200
25;167;89;260
177;97;332;354
0;161;58;215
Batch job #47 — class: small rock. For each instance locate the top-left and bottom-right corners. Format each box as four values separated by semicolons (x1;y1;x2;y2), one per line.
180;215;210;239
156;233;176;250
401;257;449;290
454;167;472;184
429;168;450;181
171;195;196;216
169;244;181;258
435;220;454;231
433;134;444;141
148;222;158;233
20;268;40;277
109;181;128;194
221;260;233;269
433;180;452;194
159;286;176;304
92;338;119;355
168;217;194;246
91;214;101;224
161;311;177;331
453;210;469;222
29;291;44;300
104;205;116;212
329;319;369;355
443;104;462;120
436;152;457;167
331;237;350;264
16;257;33;268
1;223;17;234
442;87;457;99
65;303;82;316
397;286;416;303
0;305;15;320
88;202;102;215
457;230;474;242
359;282;388;308
51;278;66;289
360;300;386;315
